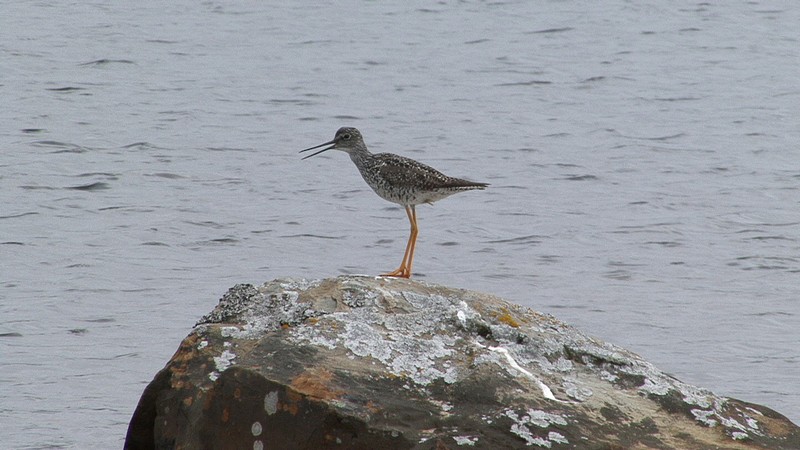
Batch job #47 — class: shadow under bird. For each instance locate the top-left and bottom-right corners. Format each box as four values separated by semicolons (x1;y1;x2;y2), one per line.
300;127;488;278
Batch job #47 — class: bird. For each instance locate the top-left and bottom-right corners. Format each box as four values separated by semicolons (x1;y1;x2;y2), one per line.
300;127;488;278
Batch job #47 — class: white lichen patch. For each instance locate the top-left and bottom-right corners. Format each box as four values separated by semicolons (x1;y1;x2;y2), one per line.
680;385;712;408
598;370;617;382
720;415;748;433
213;349;236;373
548;431;568;444
731;431;749;440
745;406;764;416
551;357;573;372
510;423;549;447
688;402;764;441
611;356;765;442
691;409;718;427
504;408;569;447
680;393;762;440
342;321;393;361
304;310;462;385
387;333;457;385
220;326;242;338
526;409;569;428
196;340;208;350
562;379;593;402
288;321;339;349
514;428;558;447
220;323;272;340
401;291;449;310
427;399;454;414
208;348;236;380
639;377;670;396
744;414;760;431
264;391;279;415
614;354;762;441
473;349;503;367
278;278;315;291
453;435;478;446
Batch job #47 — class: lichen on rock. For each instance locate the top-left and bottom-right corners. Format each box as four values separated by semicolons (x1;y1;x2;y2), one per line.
126;276;799;450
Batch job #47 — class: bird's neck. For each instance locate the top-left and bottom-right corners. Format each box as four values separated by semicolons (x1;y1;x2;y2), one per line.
348;146;373;164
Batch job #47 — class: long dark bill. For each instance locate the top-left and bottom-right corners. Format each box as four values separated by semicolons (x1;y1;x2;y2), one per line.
299;140;336;160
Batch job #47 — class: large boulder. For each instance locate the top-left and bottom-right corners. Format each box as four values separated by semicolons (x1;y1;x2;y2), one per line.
126;276;798;449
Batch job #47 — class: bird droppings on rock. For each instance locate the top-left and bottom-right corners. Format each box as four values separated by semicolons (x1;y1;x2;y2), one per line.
126;276;799;450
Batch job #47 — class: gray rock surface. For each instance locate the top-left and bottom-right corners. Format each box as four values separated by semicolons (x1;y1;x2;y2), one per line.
125;276;799;449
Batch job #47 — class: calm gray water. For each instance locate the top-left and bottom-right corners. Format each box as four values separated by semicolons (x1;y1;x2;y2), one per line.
2;1;798;447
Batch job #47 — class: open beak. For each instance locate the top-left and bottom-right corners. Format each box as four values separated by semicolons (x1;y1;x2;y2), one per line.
299;139;336;160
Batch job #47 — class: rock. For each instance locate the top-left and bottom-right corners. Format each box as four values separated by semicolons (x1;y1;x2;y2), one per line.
125;276;799;449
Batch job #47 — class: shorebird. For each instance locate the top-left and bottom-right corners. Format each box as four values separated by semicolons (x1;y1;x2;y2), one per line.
300;127;488;278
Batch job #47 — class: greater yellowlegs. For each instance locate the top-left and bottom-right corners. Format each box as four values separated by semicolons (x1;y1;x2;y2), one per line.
301;127;488;278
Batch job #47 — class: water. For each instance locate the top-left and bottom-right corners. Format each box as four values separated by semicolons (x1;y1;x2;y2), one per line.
2;1;798;447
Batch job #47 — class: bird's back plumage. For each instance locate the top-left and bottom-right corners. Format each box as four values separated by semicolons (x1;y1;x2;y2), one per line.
354;152;487;206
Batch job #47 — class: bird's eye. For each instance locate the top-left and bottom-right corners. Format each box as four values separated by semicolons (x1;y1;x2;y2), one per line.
343;134;351;140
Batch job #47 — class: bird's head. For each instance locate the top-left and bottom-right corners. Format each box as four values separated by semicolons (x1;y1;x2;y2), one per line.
300;127;365;159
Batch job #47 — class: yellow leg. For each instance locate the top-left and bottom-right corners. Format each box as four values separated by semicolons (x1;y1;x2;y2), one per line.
381;205;418;278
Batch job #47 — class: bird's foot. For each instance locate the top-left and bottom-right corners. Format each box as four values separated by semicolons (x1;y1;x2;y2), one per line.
380;266;411;278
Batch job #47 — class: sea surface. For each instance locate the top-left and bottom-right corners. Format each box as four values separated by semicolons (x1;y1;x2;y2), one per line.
2;1;798;447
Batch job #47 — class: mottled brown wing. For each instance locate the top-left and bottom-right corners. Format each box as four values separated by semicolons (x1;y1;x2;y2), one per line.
374;153;487;190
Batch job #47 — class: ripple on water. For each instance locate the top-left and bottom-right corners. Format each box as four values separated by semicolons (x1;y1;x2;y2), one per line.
19;185;56;190
31;141;88;153
279;233;344;240
0;212;39;219
145;172;186;179
0;332;24;338
65;182;111;191
486;234;544;245
78;58;135;66
561;174;599;181
730;256;798;271
184;238;241;247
